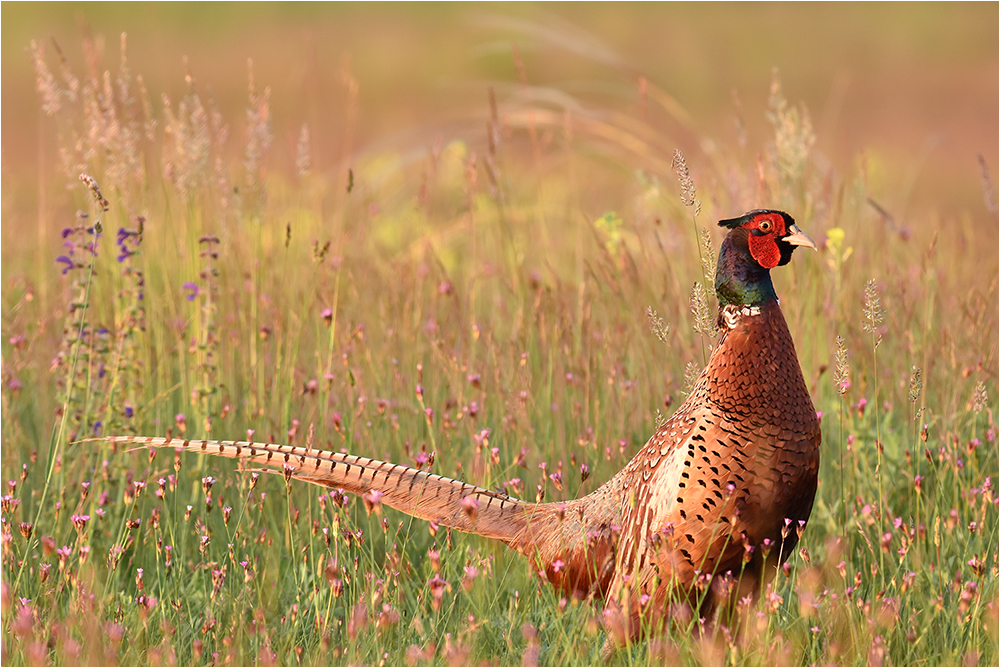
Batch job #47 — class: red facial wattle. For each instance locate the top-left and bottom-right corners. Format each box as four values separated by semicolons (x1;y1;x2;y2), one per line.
746;213;787;269
748;234;780;268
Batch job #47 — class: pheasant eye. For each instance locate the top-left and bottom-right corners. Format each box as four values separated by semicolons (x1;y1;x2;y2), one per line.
757;219;773;233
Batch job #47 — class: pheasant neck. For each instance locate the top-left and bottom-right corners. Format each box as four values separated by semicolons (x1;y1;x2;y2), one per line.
714;230;778;308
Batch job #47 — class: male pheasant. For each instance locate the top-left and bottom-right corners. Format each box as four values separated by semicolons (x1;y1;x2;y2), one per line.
102;209;819;650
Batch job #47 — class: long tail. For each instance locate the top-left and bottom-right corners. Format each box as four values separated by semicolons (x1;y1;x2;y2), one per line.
100;435;622;598
103;435;533;540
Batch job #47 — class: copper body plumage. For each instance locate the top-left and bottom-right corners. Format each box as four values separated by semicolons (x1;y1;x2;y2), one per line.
102;209;820;650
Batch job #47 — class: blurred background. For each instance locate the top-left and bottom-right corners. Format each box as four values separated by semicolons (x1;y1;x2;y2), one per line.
3;1;997;234
2;8;996;665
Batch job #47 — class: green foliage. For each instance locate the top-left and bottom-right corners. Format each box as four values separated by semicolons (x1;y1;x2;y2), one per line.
2;36;997;668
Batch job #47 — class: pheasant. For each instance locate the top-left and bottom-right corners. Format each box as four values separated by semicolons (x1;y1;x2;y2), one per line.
101;208;819;651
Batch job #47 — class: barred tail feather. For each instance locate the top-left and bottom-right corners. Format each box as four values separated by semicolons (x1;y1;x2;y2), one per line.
103;435;535;545
100;435;620;599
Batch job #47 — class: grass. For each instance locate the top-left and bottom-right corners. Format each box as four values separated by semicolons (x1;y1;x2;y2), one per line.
2;27;998;667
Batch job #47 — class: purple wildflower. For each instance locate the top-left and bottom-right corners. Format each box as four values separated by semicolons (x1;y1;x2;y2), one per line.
182;282;200;301
56;256;74;275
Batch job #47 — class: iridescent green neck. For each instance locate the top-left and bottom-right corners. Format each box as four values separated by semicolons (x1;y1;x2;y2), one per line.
714;230;778;307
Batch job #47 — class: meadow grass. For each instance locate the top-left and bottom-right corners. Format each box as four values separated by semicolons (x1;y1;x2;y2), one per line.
1;36;997;666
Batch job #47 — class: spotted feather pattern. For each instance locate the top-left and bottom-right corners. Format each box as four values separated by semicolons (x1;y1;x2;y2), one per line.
602;298;820;643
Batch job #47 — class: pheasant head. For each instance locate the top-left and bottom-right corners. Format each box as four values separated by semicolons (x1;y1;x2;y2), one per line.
715;209;816;307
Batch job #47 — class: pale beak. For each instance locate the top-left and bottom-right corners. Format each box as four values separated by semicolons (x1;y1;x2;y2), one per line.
784;224;817;250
